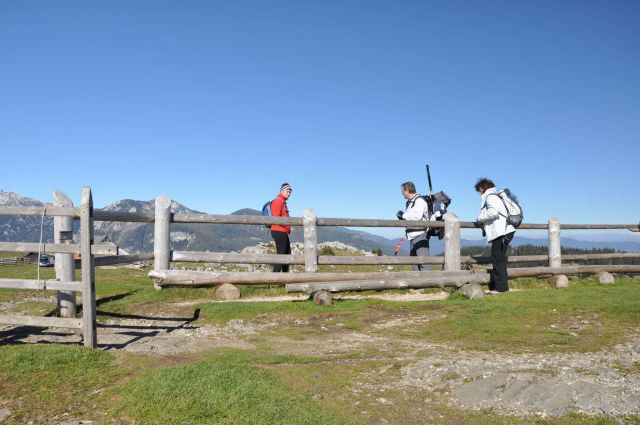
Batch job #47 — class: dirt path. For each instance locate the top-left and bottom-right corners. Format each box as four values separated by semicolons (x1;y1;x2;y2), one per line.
1;294;639;419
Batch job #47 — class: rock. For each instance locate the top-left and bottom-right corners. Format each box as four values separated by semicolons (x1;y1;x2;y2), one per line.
215;283;240;300
591;272;615;284
457;283;484;299
0;408;11;422
313;290;333;306
550;275;569;288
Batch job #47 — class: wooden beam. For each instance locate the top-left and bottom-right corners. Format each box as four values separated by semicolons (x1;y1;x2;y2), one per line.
304;209;318;273
0;314;82;329
0;242;116;255
444;213;461;271
287;273;490;293
0;206;79;218
53;190;76;318
149;269;474;287
0;278;82;291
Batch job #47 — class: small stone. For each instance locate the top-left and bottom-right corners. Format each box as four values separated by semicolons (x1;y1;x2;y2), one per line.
216;283;240;300
313;291;333;306
591;272;615;285
457;283;485;299
550;275;569;289
0;408;11;422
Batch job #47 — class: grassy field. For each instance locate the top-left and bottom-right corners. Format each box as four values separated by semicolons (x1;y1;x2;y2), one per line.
1;263;639;424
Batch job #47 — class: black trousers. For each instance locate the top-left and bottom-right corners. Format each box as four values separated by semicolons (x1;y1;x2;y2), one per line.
271;230;291;273
490;232;515;292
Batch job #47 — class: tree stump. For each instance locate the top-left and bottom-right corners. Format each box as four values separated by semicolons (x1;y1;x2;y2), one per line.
313;290;333;306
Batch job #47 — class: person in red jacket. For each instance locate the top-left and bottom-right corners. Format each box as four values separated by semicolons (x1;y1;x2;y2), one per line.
271;183;292;272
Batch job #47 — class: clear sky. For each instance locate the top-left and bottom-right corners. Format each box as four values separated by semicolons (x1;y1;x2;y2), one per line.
1;1;639;239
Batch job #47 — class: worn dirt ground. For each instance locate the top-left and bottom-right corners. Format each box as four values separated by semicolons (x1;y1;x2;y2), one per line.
2;292;639;423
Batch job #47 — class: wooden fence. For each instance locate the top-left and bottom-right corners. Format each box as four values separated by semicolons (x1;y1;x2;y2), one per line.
1;189;639;346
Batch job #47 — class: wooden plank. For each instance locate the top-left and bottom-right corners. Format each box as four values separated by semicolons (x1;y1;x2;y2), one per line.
507;264;640;277
444;213;461;271
173;212;303;226
149;269;474;287
0;278;82;291
0;206;79;218
80;187;97;348
172;251;303;265
0;242;116;255
318;255;445;265
317;217;445;228
93;254;154;267
303;209;318;273
0;314;82;329
93;209;155;223
287;273;490;293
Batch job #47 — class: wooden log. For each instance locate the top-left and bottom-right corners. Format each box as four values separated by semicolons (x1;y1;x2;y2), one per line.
171;251;447;265
317;217;444;228
93;209;155;223
53;190;76;318
153;195;172;290
0;242;116;255
304;209;318;273
548;218;562;268
0;278;82;291
287;273;491;294
466;252;640;264
149;269;475;287
173;213;303;226
93;253;154;267
507;264;640;277
318;255;445;265
0;206;79;218
172;251;303;265
80;187;97;348
0;314;82;329
444;213;461;271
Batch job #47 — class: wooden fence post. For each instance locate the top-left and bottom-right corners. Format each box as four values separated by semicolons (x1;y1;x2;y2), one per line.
154;196;172;289
444;213;461;271
80;187;97;348
548;218;562;268
304;209;318;273
53;190;76;318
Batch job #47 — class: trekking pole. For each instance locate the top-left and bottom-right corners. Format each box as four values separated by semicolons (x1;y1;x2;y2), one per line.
426;164;434;196
393;238;404;256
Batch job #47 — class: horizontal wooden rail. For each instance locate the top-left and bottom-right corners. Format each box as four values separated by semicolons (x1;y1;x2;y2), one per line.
0;242;117;255
287;274;490;293
92;253;154;268
93;209;155;223
172;251;303;265
0;206;79;218
0;314;82;329
0;278;82;291
149;269;473;286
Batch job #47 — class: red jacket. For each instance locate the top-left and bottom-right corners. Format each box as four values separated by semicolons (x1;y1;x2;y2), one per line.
270;193;290;233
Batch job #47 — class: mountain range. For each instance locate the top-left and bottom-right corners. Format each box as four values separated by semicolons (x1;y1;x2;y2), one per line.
1;190;639;254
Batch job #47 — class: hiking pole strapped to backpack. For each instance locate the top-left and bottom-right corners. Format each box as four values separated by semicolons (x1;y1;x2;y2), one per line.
425;164;452;239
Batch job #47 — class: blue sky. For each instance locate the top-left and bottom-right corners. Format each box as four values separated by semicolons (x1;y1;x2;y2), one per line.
1;1;639;240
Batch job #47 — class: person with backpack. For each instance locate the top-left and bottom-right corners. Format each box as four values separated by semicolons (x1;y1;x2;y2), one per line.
270;183;292;272
396;181;430;271
474;178;516;294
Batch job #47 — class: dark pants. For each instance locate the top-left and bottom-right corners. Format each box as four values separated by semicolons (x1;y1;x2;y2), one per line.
490;232;515;292
271;230;291;273
409;233;430;271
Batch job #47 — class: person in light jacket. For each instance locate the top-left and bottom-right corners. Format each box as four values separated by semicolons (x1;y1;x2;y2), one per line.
474;178;516;293
396;181;430;271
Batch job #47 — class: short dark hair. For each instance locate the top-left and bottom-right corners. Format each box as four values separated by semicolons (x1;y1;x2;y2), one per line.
474;178;495;192
401;181;416;194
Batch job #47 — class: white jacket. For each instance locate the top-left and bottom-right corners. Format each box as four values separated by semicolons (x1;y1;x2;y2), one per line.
402;194;429;240
477;188;516;243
